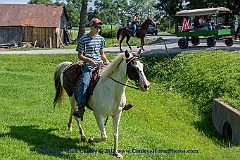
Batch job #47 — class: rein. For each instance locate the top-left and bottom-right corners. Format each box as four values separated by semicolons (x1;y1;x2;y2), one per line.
108;76;139;90
108;56;140;90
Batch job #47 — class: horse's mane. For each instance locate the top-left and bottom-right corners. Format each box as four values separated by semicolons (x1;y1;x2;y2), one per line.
141;17;151;26
100;53;125;81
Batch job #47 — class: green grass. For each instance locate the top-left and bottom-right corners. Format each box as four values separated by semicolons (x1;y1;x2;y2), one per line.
142;50;240;112
0;53;239;160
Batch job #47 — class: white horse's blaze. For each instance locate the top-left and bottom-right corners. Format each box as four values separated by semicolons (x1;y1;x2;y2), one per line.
53;49;149;159
135;60;150;91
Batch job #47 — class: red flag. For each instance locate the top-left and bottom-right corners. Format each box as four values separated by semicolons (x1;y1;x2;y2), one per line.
180;16;190;32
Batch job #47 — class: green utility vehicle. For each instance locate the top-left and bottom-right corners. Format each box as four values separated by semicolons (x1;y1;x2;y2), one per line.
175;7;234;49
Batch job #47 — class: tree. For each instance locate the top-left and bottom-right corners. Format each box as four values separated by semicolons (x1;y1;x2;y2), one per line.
128;0;150;18
78;0;88;39
155;0;183;18
28;0;52;4
93;0;157;26
66;0;89;41
94;0;119;23
65;2;80;27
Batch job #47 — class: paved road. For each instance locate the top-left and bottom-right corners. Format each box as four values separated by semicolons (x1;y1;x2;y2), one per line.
0;34;239;55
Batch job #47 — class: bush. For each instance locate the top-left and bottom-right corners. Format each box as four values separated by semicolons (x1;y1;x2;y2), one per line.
100;25;119;38
142;50;240;115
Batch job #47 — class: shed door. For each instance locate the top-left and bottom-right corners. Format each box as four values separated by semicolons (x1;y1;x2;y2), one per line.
0;27;22;44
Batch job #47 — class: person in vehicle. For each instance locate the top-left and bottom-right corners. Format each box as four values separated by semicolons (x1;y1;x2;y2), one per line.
198;15;208;31
204;15;212;30
194;16;200;30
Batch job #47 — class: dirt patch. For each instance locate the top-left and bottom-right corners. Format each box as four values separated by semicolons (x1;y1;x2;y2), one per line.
0;48;7;51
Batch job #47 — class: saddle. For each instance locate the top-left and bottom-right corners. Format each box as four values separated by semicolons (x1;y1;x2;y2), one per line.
126;26;140;37
126;26;140;32
62;62;101;110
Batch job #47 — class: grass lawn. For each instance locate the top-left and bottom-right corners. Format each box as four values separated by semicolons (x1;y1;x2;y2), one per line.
0;53;239;159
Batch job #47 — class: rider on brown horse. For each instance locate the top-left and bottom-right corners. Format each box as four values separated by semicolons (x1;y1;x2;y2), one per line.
117;17;155;51
131;12;140;36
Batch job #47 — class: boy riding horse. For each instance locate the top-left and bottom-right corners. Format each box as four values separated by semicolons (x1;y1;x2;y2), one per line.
73;18;133;120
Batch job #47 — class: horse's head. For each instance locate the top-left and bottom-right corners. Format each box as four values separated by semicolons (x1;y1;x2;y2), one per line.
125;50;150;91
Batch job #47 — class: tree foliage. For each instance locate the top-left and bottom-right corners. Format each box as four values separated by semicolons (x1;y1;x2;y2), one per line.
65;0;82;26
28;0;52;4
94;0;129;25
155;0;184;18
93;0;158;26
28;0;240;34
186;0;240;16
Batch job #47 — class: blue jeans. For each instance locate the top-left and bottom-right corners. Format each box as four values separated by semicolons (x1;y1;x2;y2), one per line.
77;66;96;107
132;23;137;36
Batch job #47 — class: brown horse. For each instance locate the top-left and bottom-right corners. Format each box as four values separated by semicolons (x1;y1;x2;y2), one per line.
117;17;156;52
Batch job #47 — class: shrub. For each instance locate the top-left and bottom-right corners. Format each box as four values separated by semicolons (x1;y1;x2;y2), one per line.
142;50;240;115
100;25;119;38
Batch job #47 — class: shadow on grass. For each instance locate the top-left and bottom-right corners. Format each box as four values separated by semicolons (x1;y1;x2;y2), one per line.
0;125;94;159
192;115;239;148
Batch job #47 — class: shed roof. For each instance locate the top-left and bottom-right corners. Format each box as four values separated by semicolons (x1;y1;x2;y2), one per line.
0;4;66;27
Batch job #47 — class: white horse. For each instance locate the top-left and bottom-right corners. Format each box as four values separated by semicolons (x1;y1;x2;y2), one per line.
53;50;150;158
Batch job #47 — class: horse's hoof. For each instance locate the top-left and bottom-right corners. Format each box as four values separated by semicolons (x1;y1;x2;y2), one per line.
67;123;72;132
115;152;123;159
81;136;87;142
88;136;94;143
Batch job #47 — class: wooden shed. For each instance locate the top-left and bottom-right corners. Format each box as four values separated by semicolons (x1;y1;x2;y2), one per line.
0;4;70;48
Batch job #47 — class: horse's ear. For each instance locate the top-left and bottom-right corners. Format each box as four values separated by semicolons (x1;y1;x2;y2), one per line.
137;49;142;56
125;50;130;58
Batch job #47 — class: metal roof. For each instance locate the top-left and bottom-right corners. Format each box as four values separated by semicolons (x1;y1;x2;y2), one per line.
175;7;231;16
0;4;66;27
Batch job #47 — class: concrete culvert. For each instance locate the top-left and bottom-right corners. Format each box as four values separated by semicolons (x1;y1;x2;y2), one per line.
222;122;232;141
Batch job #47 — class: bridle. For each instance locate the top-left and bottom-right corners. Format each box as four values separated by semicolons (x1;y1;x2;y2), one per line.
126;56;140;83
108;76;139;90
108;56;141;90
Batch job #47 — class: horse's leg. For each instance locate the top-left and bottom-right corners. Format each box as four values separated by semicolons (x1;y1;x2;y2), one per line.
126;36;132;50
74;116;87;142
89;114;107;143
112;113;123;158
141;38;145;51
67;96;75;131
119;36;125;52
68;96;86;142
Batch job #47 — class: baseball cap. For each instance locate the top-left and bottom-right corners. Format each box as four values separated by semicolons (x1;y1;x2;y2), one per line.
90;18;103;26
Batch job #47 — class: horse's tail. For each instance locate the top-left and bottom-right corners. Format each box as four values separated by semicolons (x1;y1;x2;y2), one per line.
117;28;122;41
53;62;72;108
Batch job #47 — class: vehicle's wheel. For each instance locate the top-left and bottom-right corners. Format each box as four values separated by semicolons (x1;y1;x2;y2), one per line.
225;39;233;46
207;37;216;47
178;38;188;49
191;36;200;46
155;32;157;35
